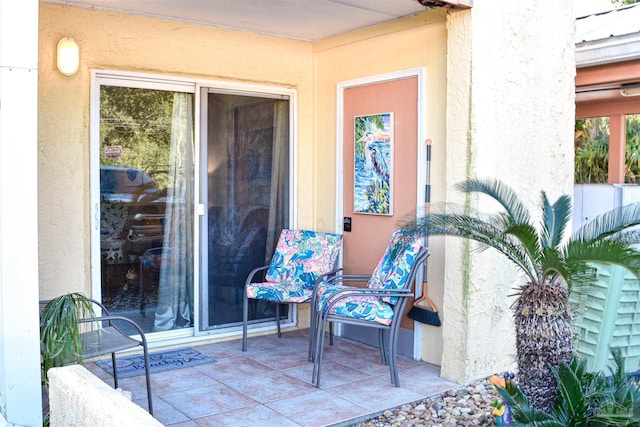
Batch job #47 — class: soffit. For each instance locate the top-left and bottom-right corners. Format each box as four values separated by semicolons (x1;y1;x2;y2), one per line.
41;0;431;42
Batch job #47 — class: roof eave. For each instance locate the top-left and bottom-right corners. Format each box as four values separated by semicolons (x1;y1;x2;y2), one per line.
576;33;640;68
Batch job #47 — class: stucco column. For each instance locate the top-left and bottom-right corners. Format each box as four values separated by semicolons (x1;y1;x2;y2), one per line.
439;0;576;384
0;0;42;425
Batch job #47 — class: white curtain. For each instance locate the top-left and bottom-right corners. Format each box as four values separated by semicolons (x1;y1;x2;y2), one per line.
154;92;194;331
264;101;289;262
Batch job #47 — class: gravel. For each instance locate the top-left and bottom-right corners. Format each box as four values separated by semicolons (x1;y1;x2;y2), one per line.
350;378;499;427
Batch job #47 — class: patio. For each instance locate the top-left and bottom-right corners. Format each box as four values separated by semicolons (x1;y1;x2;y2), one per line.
83;329;457;427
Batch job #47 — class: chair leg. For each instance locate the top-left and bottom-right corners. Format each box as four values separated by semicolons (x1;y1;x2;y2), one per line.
276;303;282;338
329;321;334;346
242;292;249;351
312;312;329;387
309;308;332;362
378;329;388;365
389;331;400;387
308;301;317;361
111;352;119;390
141;344;154;415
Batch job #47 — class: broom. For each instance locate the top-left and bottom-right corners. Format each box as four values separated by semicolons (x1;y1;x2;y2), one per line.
408;139;441;326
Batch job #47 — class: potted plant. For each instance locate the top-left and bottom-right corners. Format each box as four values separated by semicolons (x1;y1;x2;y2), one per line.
401;178;640;412
40;292;96;378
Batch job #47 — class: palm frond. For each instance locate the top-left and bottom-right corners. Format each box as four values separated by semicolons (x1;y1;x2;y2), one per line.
573;202;640;242
495;381;559;425
613;228;640;245
565;240;640;280
552;361;589;422
538;248;574;285
541;193;572;250
506;223;543;275
405;213;539;283
457;178;532;225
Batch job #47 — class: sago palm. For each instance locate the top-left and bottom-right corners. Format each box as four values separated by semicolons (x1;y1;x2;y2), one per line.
401;178;640;412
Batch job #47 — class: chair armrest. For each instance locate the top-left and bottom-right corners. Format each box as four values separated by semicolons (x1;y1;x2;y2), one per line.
317;286;413;314
312;274;372;299
244;265;270;286
79;315;147;341
328;274;371;283
86;298;111;315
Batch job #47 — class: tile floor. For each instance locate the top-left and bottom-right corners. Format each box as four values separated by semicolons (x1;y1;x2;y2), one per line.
85;329;458;427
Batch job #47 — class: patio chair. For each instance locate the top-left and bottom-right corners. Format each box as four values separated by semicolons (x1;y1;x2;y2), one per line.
40;297;154;415
310;230;428;388
242;228;343;352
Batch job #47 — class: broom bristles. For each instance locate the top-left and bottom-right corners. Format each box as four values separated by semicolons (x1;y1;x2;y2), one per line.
408;304;441;326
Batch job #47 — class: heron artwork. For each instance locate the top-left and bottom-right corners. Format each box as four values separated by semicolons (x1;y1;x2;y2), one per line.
354;113;393;215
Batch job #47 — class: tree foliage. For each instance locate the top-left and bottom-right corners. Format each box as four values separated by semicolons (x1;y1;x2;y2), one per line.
613;0;638;6
575;115;640;184
100;86;174;189
401;178;640;411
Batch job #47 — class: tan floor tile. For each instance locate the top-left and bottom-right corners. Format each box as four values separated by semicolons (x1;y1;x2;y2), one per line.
161;383;258;419
194;355;274;382
196;404;300;427
266;389;369;427
145;366;219;394
139;396;190;425
224;371;316;403
326;375;425;412
245;346;312;371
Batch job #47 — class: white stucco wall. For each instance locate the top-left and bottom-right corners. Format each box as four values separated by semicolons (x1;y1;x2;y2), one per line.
441;1;576;383
48;365;162;427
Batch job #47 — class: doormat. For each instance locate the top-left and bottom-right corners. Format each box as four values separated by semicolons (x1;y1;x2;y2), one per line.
95;347;215;378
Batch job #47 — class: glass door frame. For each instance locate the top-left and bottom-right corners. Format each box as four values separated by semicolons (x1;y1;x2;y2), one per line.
197;85;298;336
90;69;298;343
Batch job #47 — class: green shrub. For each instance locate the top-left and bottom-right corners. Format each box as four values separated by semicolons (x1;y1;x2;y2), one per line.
495;349;640;426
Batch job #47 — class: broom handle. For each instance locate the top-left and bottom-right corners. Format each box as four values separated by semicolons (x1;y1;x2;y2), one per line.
415;139;431;305
423;139;431;290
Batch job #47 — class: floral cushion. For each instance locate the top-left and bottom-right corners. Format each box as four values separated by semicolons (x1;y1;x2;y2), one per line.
316;285;395;325
368;231;422;304
316;231;422;325
245;282;313;303
248;229;342;303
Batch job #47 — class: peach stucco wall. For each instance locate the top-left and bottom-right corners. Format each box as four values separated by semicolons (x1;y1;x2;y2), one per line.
38;3;313;297
313;11;449;365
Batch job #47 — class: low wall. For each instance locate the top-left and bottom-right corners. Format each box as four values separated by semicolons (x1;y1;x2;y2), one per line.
48;365;161;427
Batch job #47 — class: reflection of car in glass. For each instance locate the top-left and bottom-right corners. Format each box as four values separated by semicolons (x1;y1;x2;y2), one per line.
100;166;161;204
99;166;165;258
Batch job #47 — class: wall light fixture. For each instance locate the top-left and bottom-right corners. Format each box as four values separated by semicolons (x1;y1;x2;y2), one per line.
621;83;640;97
57;37;80;76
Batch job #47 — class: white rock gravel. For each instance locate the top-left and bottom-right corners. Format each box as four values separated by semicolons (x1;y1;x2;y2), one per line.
349;378;499;427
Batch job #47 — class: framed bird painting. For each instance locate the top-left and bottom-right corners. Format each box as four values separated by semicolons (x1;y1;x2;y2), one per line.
353;112;393;215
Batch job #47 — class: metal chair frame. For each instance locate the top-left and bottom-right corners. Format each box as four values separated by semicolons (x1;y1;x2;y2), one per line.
311;248;429;388
41;298;154;415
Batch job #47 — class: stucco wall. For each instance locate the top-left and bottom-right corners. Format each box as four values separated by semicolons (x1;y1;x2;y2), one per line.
38;3;314;297
37;2;578;387
313;10;449;366
442;1;576;383
48;365;162;426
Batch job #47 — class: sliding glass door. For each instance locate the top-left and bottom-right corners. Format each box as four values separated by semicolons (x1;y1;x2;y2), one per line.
201;90;290;330
96;79;195;335
93;73;293;338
